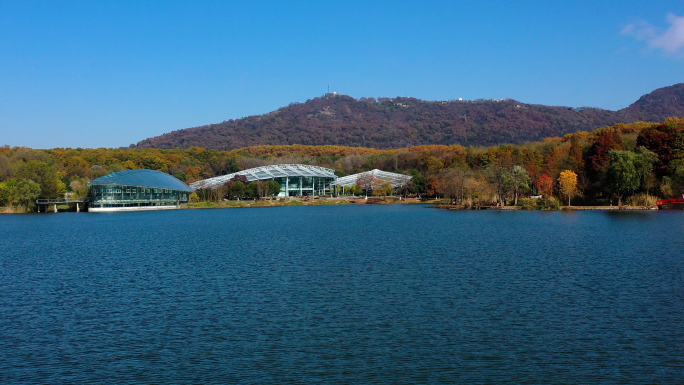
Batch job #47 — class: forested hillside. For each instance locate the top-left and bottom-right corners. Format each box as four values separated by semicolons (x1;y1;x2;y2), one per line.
134;84;684;150
3;117;684;212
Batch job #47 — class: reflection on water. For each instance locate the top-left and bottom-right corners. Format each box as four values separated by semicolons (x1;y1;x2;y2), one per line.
1;206;683;383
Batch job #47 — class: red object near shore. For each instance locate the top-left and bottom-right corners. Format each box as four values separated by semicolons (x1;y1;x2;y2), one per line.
655;198;684;209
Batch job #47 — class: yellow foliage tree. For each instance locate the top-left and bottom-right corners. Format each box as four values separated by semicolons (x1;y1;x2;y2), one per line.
372;182;395;197
558;170;578;206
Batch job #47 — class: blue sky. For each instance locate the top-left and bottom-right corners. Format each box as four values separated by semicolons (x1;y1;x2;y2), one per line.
1;1;683;149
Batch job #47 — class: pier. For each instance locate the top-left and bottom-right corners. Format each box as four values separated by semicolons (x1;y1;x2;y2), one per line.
35;198;91;213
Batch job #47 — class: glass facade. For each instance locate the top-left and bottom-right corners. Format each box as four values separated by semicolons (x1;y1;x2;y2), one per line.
331;169;412;194
272;176;335;196
190;164;338;197
88;184;190;209
87;169;193;211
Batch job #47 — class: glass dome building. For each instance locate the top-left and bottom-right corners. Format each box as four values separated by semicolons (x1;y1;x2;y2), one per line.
87;169;193;212
189;164;337;197
331;169;412;194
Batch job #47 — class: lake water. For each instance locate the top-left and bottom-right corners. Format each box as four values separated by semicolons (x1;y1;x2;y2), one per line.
1;205;683;383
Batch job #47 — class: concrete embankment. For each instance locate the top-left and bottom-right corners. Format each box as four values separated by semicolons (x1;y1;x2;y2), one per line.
185;197;428;209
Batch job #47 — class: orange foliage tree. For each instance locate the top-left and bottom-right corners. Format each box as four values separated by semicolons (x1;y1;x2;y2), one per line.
535;174;553;197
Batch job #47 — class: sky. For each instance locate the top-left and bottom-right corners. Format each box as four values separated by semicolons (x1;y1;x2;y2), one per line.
1;1;683;149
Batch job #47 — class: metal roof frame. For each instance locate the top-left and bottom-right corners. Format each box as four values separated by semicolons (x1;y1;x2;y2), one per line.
189;164;337;190
87;169;193;192
331;169;412;188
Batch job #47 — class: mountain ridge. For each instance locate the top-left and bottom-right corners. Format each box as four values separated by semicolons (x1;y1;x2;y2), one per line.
134;83;684;150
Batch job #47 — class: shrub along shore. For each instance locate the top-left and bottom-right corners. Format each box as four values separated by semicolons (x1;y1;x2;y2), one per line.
183;196;658;211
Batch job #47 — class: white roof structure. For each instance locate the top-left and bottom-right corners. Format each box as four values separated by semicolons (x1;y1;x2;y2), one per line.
331;169;412;188
189;164;337;190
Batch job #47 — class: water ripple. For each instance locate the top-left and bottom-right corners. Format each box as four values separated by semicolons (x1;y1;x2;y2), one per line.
1;206;683;383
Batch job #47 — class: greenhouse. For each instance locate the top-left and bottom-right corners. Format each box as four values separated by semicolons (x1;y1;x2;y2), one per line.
87;169;193;212
331;169;412;194
189;164;337;197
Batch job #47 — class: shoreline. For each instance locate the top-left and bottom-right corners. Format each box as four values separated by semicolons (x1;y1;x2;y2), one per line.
435;204;659;211
184;197;429;209
185;198;662;211
0;200;668;213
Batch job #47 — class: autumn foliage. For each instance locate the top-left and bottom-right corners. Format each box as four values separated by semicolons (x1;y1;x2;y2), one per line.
2;117;684;210
535;174;553;197
558;170;578;206
134;84;684;151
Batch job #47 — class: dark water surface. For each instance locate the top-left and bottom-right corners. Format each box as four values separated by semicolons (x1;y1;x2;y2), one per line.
1;205;683;383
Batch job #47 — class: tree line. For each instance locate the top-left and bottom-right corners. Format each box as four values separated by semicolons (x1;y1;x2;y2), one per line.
1;117;683;211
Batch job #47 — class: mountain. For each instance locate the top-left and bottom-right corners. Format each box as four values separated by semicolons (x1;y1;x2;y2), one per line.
620;83;684;122
134;83;684;150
